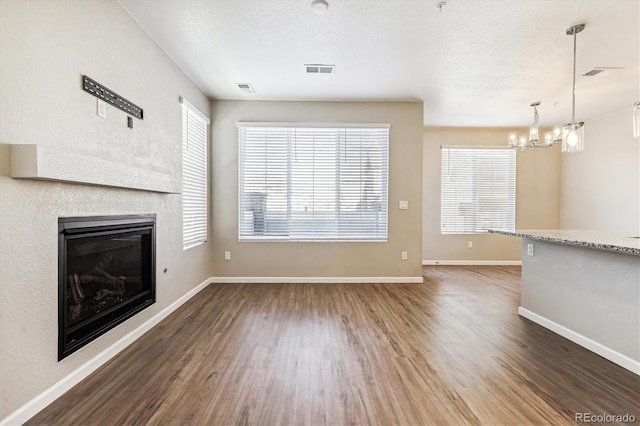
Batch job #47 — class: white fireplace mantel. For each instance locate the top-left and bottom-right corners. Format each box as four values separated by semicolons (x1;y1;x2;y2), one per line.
7;144;180;194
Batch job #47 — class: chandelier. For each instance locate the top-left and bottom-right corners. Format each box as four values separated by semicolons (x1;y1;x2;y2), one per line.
508;102;562;151
509;24;587;153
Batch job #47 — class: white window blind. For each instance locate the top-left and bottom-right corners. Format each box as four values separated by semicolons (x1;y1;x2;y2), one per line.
181;98;209;249
238;124;389;241
441;147;516;234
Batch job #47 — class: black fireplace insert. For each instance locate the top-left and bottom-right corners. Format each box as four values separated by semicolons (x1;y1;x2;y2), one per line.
58;214;155;360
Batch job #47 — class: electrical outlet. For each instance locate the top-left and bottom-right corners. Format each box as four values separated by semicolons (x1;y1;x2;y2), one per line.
467;241;473;249
224;251;231;261
97;99;107;118
399;200;409;210
401;251;408;261
527;244;534;256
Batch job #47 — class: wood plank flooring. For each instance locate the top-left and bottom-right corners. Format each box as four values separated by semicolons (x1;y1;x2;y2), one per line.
28;266;639;425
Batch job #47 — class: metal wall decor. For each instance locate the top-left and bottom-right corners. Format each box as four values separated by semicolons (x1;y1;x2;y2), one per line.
82;75;144;120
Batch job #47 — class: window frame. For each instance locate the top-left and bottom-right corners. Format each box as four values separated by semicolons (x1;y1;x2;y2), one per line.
237;122;390;242
440;146;516;235
181;97;209;250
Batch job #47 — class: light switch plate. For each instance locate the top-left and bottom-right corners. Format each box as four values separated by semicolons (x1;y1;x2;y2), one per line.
399;200;408;210
527;244;534;256
97;99;107;119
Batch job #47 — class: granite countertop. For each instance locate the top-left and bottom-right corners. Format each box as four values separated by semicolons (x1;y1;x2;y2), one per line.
488;229;640;256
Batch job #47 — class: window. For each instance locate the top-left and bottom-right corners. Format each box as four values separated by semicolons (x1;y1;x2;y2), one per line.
238;123;389;241
181;98;209;249
441;147;516;234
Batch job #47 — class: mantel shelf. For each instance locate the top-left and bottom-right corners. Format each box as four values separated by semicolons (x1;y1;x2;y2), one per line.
7;144;180;194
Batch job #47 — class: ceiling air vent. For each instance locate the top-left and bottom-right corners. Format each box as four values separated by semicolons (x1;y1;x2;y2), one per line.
305;64;335;74
583;67;623;77
235;83;255;93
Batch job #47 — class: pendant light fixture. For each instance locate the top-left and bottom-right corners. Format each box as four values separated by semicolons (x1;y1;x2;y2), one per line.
511;24;588;153
562;23;586;153
633;102;640;139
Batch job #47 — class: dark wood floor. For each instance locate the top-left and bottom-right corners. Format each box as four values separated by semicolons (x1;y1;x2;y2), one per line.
29;266;639;425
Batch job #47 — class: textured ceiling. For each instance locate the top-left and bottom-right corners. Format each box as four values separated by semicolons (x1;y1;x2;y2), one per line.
119;0;639;127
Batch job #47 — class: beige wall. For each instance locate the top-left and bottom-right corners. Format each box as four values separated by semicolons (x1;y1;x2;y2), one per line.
211;100;423;278
423;128;561;262
0;0;213;418
560;109;640;236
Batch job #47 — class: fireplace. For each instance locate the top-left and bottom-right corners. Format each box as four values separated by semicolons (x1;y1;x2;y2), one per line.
58;214;155;360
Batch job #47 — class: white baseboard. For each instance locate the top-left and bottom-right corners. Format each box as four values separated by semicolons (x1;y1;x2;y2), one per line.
518;307;640;375
422;260;522;266
210;276;424;284
0;278;213;426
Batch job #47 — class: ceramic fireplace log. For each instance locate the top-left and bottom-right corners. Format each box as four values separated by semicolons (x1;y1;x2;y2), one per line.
68;273;84;303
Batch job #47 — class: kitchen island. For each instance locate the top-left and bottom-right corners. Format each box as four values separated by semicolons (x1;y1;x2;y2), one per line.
490;229;640;374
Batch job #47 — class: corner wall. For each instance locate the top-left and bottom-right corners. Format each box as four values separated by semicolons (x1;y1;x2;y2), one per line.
210;100;423;279
0;0;213;419
422;128;561;262
560;109;640;236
